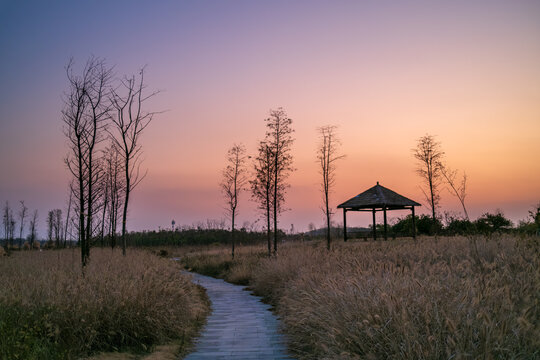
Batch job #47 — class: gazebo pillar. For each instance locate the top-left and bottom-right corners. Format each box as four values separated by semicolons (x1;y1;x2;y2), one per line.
372;208;377;240
383;206;388;241
411;206;416;239
343;208;347;242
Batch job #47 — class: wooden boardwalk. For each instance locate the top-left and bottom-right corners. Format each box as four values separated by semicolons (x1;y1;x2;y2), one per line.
184;272;293;360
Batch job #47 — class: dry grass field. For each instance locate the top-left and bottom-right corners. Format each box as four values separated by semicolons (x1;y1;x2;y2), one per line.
0;248;209;360
178;235;539;359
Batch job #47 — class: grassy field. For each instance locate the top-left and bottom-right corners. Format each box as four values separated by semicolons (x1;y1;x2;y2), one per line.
0;248;209;360
175;235;539;359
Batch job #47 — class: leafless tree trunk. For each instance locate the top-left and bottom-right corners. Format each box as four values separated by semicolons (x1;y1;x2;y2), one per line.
440;165;469;220
100;164;109;247
64;187;73;247
47;210;54;244
110;67;158;256
18;201;28;248
265;108;295;256
251;141;275;257
54;209;63;248
29;210;38;249
3;202;16;250
106;146;124;249
63;56;112;266
413;134;444;221
317;125;345;250
221;144;248;259
2;201;10;251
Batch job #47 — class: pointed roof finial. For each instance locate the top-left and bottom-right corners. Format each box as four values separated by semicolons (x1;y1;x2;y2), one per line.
377;181;379;185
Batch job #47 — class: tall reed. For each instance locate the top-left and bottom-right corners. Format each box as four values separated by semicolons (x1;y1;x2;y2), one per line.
0;248;208;359
181;236;539;359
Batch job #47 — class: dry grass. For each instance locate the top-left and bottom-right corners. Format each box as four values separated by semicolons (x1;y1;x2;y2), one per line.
0;248;209;360
180;236;540;359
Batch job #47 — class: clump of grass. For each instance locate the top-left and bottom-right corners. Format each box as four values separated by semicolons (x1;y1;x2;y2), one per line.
180;236;539;359
0;248;209;359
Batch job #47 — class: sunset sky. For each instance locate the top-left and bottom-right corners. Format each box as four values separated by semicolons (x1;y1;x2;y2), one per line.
1;0;539;237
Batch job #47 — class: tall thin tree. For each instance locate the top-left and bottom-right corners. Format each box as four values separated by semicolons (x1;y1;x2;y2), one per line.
413;134;444;221
2;201;10;250
28;210;38;249
221;144;248;259
317;125;345;250
18;201;28;248
110;67;158;256
264;108;294;255
251;141;275;257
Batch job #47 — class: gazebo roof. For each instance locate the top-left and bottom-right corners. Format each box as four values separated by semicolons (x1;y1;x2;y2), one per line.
337;182;421;210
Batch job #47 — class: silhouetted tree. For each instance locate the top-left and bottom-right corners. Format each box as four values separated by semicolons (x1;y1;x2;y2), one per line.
18;201;27;248
47;210;54;243
264;108;295;255
3;201;10;250
3;202;16;250
110;67;158;256
251;141;275;257
28;210;38;249
103;145;124;249
413;134;444;221
63;56;112;266
54;209;63;248
317;125;345;250
221;144;248;259
441;165;469;220
63;186;73;247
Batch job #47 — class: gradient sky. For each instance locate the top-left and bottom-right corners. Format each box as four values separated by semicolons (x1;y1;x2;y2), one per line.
1;0;539;237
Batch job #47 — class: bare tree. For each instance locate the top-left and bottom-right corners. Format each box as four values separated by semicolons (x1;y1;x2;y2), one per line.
413;134;444;221
28;210;38;249
251;141;275;257
221;144;248;259
47;210;54;243
440;165;469;220
3;202;16;250
63;56;112;266
2;201;10;250
317;125;345;250
18;201;28;248
63;186;73;247
110;67;158;256
54;209;63;248
265;108;295;255
104;145;124;249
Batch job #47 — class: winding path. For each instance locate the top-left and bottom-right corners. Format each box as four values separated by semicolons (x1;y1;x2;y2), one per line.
184;272;293;360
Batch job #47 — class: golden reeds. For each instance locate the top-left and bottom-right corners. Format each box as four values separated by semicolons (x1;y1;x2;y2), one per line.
0;248;208;359
180;235;539;359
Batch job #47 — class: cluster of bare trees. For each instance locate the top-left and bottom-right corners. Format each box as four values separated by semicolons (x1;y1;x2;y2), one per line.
413;134;468;222
221;108;296;257
46;209;64;248
221;110;349;255
63;56;156;266
2;201;39;252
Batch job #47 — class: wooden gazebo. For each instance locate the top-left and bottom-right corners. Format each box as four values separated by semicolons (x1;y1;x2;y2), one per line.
337;182;421;241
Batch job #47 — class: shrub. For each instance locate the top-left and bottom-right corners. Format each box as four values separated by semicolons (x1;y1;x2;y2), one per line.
474;211;513;234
